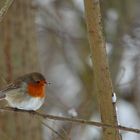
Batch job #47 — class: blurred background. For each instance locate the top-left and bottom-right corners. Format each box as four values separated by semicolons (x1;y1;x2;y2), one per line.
0;0;140;140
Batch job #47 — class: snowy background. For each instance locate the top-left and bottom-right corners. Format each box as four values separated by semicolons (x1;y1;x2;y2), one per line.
34;0;140;139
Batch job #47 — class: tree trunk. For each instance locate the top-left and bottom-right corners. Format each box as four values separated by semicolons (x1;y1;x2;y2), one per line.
0;0;42;140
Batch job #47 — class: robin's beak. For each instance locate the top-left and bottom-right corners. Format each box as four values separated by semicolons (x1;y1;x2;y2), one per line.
46;81;52;85
43;80;51;85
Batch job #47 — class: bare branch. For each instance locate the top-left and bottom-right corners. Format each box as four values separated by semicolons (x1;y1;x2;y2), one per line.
84;0;120;139
41;121;66;140
0;0;14;22
0;107;140;134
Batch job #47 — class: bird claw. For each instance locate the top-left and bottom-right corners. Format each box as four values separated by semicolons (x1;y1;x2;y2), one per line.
29;110;36;115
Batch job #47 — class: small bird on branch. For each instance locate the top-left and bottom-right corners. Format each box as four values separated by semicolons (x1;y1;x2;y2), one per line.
0;72;48;110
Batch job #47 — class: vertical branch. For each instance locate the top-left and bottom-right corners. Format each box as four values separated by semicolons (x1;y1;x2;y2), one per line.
84;0;120;140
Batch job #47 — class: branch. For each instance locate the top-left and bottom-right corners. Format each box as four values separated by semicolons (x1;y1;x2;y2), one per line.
84;0;120;139
41;121;66;139
0;107;140;134
0;0;14;22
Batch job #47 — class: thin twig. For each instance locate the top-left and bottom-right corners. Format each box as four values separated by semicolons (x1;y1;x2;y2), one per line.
0;107;140;134
41;120;66;140
0;0;14;22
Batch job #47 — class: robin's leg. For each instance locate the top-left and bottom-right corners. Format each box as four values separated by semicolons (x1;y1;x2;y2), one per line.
29;110;36;115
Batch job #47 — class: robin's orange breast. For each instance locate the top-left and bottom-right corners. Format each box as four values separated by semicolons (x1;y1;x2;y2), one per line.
27;81;45;98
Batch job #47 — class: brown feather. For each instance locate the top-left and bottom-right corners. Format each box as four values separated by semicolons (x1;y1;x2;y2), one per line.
0;83;20;93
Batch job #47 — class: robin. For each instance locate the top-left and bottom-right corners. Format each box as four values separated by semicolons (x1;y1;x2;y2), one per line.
0;72;47;111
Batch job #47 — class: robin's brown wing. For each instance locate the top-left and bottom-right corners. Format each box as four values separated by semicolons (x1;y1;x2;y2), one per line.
0;83;20;99
0;83;20;93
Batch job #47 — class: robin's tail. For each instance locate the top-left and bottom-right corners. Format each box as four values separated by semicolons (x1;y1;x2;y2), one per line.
0;92;6;100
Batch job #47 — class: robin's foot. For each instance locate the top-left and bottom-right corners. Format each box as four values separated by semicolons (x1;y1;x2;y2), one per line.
13;107;19;111
29;110;36;115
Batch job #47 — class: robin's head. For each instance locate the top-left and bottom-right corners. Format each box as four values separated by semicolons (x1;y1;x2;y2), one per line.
17;72;47;85
28;72;46;84
17;72;47;98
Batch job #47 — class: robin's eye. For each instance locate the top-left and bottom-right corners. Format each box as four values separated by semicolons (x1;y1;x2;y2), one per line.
36;81;40;83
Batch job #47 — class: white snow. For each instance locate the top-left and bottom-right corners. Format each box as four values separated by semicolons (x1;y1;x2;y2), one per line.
68;108;78;117
112;92;117;103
